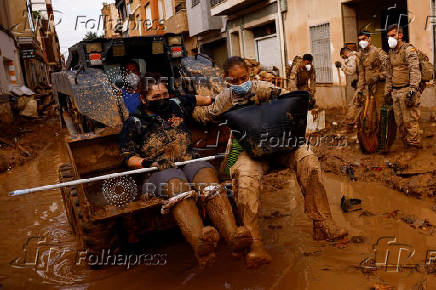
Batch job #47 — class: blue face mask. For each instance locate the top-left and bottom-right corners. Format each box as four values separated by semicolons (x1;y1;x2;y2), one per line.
231;81;252;95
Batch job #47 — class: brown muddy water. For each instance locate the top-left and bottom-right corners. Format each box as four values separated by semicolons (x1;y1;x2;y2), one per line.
1;124;436;289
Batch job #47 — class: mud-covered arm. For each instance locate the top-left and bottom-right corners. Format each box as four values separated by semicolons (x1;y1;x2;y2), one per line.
119;117;144;169
406;46;422;92
357;58;365;93
384;59;393;95
192;90;233;124
341;56;358;76
309;68;316;98
289;63;299;91
195;95;213;106
377;48;389;81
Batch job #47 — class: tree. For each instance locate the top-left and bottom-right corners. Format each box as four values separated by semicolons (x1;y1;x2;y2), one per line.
82;31;98;41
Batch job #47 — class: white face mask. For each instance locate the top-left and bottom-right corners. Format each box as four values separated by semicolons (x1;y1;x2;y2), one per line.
288;60;293;67
306;64;312;71
359;40;369;49
388;37;398;49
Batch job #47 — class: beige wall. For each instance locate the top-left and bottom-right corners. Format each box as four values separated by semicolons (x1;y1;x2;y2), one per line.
284;0;344;85
408;0;433;62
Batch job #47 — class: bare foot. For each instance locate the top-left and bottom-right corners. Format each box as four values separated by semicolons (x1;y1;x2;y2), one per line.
313;219;348;241
246;240;272;269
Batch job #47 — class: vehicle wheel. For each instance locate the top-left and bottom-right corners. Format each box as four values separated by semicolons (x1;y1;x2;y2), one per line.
59;163;121;256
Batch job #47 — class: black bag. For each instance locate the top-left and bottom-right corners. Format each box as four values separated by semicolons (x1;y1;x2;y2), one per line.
222;91;309;158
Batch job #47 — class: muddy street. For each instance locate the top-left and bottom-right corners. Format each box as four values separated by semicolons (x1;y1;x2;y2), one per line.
0;119;435;289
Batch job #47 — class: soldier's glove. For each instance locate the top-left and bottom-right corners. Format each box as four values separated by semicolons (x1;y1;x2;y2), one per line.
405;91;417;108
152;159;176;171
356;92;365;105
250;86;273;105
351;79;358;90
384;93;393;105
335;61;342;68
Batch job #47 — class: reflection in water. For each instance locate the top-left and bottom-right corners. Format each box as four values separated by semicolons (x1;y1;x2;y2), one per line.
1;125;436;289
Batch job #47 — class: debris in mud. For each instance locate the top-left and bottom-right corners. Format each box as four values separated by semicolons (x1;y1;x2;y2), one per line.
340;164;356;181
384;210;436;235
350;236;365;244
341;196;362;213
303;250;322;257
359;210;375;217
372;283;395;290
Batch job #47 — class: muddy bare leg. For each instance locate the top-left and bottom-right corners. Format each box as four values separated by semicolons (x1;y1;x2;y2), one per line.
166;178;219;268
193;168;252;253
231;152;272;268
291;147;348;241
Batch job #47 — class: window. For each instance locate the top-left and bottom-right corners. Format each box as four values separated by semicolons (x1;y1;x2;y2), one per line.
145;3;152;30
158;0;165;20
192;0;200;8
310;23;333;83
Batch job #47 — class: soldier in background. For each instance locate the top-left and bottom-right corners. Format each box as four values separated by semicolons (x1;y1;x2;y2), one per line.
288;54;317;111
337;47;361;129
385;24;423;149
356;31;389;121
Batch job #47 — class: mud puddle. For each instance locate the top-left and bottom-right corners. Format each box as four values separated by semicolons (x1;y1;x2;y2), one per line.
1;125;436;289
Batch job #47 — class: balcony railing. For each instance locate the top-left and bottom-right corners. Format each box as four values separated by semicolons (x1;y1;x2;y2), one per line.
210;0;225;8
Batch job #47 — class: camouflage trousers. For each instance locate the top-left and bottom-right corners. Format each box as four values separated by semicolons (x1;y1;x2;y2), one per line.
345;91;364;126
229;146;332;241
392;87;421;146
345;82;385;127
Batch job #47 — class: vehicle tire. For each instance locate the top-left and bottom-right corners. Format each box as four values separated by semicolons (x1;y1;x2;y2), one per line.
59;163;121;256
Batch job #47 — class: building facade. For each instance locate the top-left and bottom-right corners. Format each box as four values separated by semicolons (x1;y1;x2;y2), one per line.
186;0;227;67
211;0;287;76
283;0;436;111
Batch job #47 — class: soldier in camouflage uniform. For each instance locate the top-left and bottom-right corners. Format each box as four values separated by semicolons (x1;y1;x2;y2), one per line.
120;73;252;268
356;31;389;123
194;56;347;269
287;54;317;110
385;24;423;148
338;47;362;128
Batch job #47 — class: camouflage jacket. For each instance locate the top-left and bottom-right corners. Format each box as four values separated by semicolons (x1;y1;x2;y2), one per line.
357;45;389;94
119;95;197;167
342;51;360;77
386;42;422;93
288;58;316;97
192;80;284;124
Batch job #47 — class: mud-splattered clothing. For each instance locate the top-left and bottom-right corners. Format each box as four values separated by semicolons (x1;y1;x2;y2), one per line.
386;42;422;93
193;81;342;242
119;95;197;167
342;51;360;77
357;45;389;95
386;43;422;146
192;80;282;124
343;51;361;127
288;58;316;97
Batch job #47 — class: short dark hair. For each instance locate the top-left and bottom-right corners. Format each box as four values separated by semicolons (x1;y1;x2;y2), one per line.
387;24;403;34
303;54;313;61
358;31;371;38
223;56;249;76
340;47;351;55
